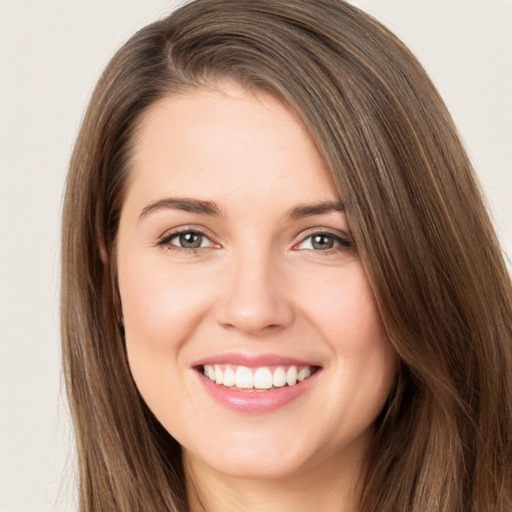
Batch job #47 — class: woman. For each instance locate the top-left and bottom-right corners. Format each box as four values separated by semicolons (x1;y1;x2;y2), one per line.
61;0;512;510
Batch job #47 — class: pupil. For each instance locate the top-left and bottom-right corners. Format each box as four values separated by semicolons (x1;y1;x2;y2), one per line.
180;232;202;248
312;234;333;250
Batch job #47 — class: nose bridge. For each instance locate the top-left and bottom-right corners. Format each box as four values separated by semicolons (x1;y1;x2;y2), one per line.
217;243;294;334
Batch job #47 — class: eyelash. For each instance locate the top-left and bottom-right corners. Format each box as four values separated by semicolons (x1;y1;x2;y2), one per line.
156;228;354;254
293;230;354;252
156;227;217;253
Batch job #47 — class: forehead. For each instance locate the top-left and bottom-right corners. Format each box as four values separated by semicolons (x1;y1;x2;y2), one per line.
125;85;338;212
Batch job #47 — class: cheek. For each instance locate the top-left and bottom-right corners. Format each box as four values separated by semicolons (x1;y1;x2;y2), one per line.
117;254;216;412
300;264;397;405
118;259;212;354
117;258;211;424
301;264;385;349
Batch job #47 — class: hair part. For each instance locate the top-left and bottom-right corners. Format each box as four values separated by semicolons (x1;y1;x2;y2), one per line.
62;1;512;510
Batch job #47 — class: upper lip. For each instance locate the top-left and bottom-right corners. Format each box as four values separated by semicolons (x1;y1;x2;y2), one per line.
191;352;320;368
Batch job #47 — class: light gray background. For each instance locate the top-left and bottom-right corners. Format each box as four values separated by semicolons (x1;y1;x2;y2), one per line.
1;1;510;510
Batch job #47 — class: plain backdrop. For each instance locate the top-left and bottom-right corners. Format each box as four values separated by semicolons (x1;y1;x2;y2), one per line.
1;1;510;510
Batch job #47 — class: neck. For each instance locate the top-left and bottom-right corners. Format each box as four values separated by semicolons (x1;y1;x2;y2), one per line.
184;449;365;512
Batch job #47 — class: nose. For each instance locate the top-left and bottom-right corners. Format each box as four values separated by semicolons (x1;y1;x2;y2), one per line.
215;250;295;336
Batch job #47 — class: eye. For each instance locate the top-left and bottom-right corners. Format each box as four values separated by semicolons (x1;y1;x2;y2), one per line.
158;230;215;250
296;232;353;251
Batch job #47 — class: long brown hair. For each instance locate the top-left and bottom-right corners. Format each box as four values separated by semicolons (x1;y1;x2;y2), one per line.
61;1;512;510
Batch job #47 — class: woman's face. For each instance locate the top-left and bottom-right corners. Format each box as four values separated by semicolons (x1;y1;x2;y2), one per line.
117;85;397;482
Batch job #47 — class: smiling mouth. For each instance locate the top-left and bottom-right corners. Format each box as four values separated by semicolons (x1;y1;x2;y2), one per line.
199;364;319;391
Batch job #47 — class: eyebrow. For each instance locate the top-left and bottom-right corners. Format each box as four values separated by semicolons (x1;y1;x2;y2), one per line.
139;197;222;219
138;197;345;220
288;200;345;219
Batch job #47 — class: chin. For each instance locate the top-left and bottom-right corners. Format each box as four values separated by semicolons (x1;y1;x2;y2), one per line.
182;423;351;483
188;449;312;482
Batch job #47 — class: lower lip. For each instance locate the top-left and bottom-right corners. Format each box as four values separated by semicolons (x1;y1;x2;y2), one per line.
196;370;320;413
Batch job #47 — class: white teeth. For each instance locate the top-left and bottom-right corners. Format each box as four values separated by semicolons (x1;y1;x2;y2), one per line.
254;367;273;389
202;364;315;390
272;367;287;387
223;366;236;387
235;366;253;389
214;365;223;385
286;366;298;386
297;367;311;382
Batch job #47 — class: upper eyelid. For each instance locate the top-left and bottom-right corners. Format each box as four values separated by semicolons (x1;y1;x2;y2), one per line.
294;226;351;242
159;224;213;237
